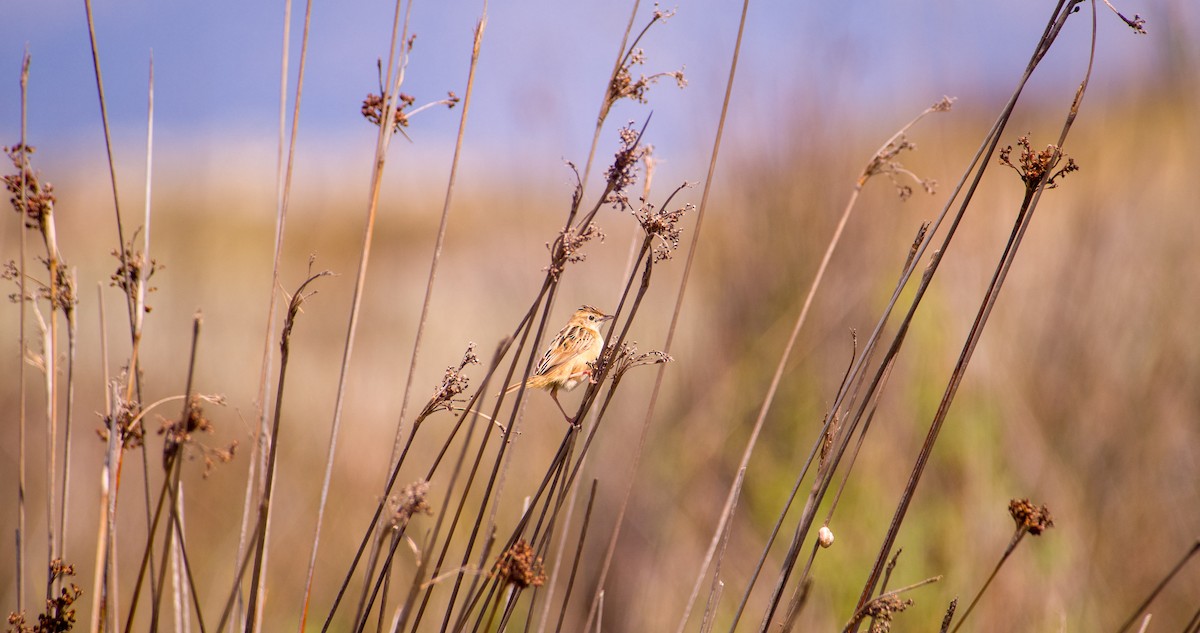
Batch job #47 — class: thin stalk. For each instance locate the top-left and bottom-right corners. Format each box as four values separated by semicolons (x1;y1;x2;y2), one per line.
246;272;328;632
950;528;1029;633
736;5;1084;628
679;98;946;633
354;11;487;623
169;483;192;633
552;480;598;633
90;286;113;633
938;599;958;633
585;0;749;626
1114;539;1200;633
320;336;520;630
386;0;487;511
694;469;745;633
81;0;132;317
84;0;160;610
383;370;496;633
152;315;202;630
432;294;565;632
849;5;1093;623
15;48;31;614
579;0;639;195
230;0;296;623
297;0;415;626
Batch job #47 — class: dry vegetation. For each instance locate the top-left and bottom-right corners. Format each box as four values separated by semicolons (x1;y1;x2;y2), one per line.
3;1;1199;632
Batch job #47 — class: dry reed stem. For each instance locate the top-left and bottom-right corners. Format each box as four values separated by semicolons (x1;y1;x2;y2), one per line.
297;0;414;626
14;47;31;615
849;4;1094;626
371;17;489;617
149;314;203;630
231;0;309;624
550;480;598;633
1114;539;1200;633
385;354;504;633
586;0;748;627
245;270;329;631
84;0;162;611
705;96;948;631
732;3;1083;626
695;468;745;633
386;3;487;473
939;598;958;633
89;285;113;633
579;0;640;197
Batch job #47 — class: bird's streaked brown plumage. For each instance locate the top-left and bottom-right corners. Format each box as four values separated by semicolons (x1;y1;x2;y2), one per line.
505;305;612;423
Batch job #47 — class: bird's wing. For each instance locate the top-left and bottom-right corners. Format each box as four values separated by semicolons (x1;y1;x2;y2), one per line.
534;324;596;376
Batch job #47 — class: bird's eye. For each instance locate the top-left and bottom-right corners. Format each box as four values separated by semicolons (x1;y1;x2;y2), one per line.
589;315;596;321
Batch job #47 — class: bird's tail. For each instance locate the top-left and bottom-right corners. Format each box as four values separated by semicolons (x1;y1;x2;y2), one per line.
501;374;550;396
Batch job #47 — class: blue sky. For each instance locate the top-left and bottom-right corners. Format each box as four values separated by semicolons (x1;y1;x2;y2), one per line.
2;1;1194;194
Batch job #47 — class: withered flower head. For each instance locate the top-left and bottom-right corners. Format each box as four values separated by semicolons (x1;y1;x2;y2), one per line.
864;594;913;633
604;122;650;206
545;222;605;279
8;559;83;633
391;479;432;526
999;135;1079;192
416;343;480;425
158;395;235;477
634;187;694;263
1009;498;1054;535
493;539;545;589
361;92;416;131
4;143;55;228
607;341;672;382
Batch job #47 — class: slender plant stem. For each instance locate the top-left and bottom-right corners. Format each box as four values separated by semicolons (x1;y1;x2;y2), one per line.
585;0;749;626
849;6;1092;625
246;272;326;632
386;0;487;502
15;48;31;616
1114;539;1200;633
297;0;414;626
950;529;1027;633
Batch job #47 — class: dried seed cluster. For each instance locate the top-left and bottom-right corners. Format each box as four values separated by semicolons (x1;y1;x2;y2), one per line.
493;539;545;589
391;479;433;526
864;594;913;633
999;135;1079;192
635;197;693;262
1009;498;1055;535
416;343;480;424
7;559;82;633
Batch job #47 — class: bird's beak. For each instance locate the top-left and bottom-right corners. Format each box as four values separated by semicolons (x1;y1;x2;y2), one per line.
601;313;615;322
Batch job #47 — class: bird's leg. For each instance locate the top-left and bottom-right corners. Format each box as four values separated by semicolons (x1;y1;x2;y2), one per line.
549;389;577;426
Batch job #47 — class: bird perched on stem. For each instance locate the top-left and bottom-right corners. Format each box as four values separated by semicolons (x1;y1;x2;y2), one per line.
505;305;612;424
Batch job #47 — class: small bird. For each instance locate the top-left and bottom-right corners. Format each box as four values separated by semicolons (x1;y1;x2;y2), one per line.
505;305;613;424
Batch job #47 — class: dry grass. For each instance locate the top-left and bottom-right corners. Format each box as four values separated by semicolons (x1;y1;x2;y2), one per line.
4;2;1199;632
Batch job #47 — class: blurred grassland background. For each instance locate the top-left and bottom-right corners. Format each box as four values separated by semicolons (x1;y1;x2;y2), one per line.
3;1;1200;631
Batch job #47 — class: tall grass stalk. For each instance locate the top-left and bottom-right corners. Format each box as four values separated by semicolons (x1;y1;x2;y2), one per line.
1114;540;1200;633
586;0;749;626
848;3;1095;626
229;0;297;624
297;0;415;626
14;48;31;615
82;0;164;616
684;96;950;632
354;9;488;625
246;270;330;632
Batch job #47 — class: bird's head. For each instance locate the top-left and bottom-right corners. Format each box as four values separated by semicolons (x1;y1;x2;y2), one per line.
572;305;613;326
